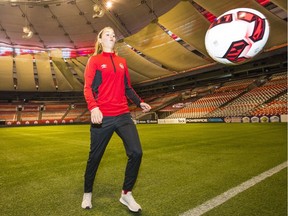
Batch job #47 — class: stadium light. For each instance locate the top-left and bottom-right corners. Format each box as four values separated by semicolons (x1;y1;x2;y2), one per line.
92;3;104;18
22;26;33;39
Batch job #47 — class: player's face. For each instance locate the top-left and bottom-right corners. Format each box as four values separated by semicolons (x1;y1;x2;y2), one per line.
100;28;116;52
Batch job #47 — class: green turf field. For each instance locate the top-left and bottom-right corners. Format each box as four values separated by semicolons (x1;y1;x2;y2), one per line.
0;123;287;216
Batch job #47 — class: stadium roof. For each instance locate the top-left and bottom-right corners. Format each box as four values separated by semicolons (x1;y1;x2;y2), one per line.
0;0;287;95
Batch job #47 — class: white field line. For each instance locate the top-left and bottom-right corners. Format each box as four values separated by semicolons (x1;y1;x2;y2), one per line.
180;161;287;216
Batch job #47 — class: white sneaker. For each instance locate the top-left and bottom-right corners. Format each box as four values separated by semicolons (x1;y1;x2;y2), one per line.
81;192;92;209
119;191;142;212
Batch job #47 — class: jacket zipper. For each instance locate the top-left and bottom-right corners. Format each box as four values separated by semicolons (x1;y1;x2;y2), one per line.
110;54;116;73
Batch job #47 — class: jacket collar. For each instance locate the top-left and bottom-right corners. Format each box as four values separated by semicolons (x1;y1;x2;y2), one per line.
101;51;115;57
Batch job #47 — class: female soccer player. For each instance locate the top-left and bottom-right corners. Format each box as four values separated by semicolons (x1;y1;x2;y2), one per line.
82;26;151;213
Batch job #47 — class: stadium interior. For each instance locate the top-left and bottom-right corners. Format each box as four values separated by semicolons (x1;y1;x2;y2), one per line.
0;0;287;126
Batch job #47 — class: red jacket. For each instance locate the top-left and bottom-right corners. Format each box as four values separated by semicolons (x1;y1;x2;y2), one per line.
84;52;143;116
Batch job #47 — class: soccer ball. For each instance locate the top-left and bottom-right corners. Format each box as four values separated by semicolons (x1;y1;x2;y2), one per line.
205;8;270;65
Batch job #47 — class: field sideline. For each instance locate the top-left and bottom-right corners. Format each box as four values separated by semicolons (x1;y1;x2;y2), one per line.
0;123;287;216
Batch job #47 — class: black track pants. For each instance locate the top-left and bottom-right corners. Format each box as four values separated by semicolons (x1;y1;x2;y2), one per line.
84;113;143;193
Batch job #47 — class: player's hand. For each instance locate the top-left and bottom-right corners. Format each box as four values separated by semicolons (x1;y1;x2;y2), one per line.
140;102;151;113
91;107;103;124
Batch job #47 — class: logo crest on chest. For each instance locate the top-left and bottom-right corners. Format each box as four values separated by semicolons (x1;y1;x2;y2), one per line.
100;64;107;69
